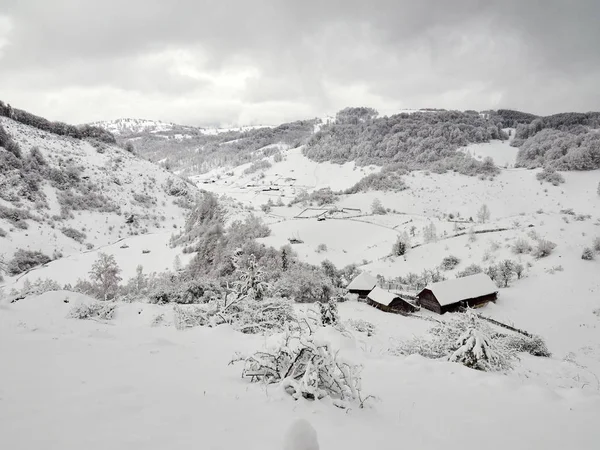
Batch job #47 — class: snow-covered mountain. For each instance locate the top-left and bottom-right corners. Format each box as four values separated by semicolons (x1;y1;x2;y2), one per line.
0;115;200;267
88;118;273;137
87;118;191;136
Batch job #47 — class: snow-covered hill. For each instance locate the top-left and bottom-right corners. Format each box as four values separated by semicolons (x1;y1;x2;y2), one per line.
89;118;273;138
0;116;199;277
3;111;600;450
87;118;184;136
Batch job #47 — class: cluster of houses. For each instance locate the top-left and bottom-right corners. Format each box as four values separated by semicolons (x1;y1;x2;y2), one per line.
347;272;499;315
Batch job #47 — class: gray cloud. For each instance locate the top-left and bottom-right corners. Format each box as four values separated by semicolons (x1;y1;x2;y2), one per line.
1;0;599;125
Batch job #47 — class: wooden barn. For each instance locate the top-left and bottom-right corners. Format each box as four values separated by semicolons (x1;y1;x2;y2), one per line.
367;287;419;315
416;273;498;314
346;272;378;300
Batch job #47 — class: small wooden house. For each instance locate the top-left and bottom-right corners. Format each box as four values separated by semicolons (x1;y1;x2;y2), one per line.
416;273;498;314
367;287;418;315
346;272;377;300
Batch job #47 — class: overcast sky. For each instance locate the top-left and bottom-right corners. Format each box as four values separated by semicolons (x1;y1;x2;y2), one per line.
1;0;599;127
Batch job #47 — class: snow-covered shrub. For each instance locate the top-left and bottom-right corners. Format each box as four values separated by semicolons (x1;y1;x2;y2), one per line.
592;237;600;253
512;238;533;254
173;304;210;329
7;249;52;275
448;326;511;371
581;247;595;260
345;318;375;336
236;325;365;407
9;278;61;298
344;170;408;194
243;159;272;175
536;167;565;185
456;264;483;278
149;277;221;304
317;299;339;326
392;232;410;256
371;198;387;215
440;255;460;271
222;297;297;334
393;311;513;371
60;227;87;243
315;243;328;253
275;266;335;303
164;177;189;197
0;227;7;238
68;302;116;320
504;334;551;357
532;239;556;258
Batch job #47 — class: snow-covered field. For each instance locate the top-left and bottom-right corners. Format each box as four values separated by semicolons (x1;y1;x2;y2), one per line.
2;129;600;449
1;292;600;450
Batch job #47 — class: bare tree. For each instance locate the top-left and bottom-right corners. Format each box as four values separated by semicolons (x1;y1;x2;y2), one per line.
89;253;122;301
477;204;491;223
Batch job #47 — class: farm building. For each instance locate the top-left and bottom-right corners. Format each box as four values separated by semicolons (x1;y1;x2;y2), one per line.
416;273;498;314
367;287;419;315
347;272;378;299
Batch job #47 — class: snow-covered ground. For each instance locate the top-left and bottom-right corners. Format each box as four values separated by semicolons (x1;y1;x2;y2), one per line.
1;292;599;450
2;130;600;449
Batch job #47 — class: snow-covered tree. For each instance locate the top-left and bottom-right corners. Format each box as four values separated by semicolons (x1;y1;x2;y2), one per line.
89;253;122;301
371;198;387;215
477;204;491;223
234;254;269;300
423;222;437;243
448;326;507;371
317;299;339;326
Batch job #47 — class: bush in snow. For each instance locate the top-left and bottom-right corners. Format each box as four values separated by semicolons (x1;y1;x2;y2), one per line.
60;226;87;243
536;167;565;185
317;299;339;326
456;263;483;278
7;249;52;275
511;238;533;254
532;239;556;259
504;334;551;357
315;243;328;253
592;237;600;253
392;232;410;256
440;255;460;271
394;311;513;371
9;278;61;298
448;325;511;371
345;318;376;336
234;324;366;408
371;198;387;215
68;302;116;320
581;247;595;261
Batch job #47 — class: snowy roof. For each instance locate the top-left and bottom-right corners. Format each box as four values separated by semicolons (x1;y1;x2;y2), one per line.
418;273;498;307
367;287;400;307
347;272;378;291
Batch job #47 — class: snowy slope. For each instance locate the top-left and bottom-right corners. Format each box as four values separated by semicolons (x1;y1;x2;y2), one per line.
1;292;599;450
0;116;198;280
89;118;273;137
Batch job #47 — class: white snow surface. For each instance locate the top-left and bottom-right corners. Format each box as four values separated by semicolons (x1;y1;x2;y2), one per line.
1;292;600;450
346;272;377;291
420;273;498;306
366;286;400;306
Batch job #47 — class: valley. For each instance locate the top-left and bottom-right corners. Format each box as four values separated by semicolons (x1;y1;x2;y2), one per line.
1;105;600;449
